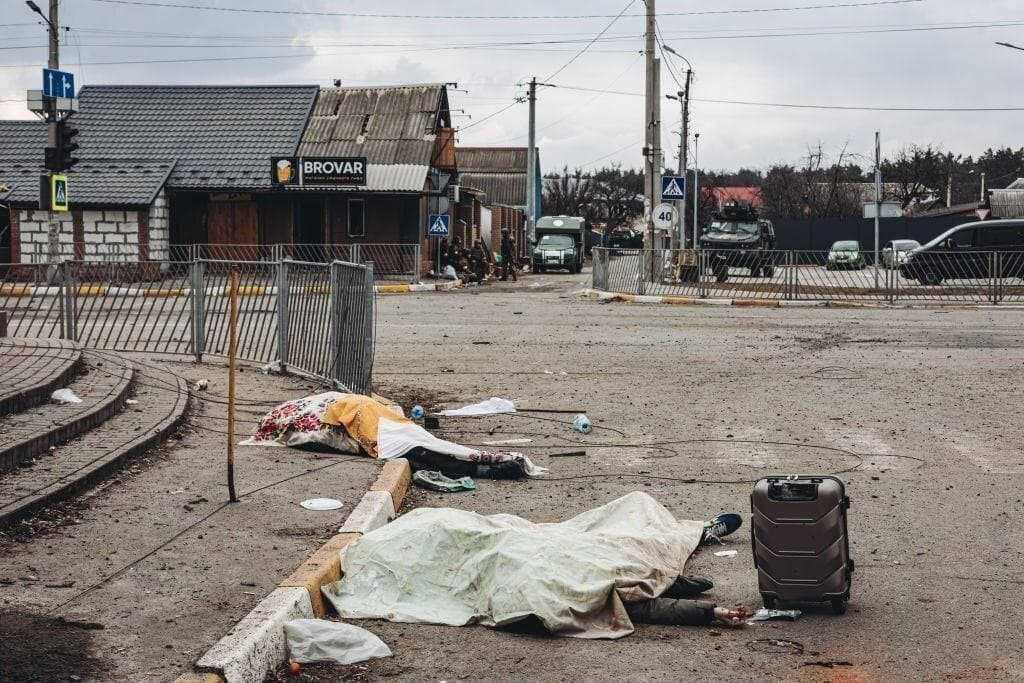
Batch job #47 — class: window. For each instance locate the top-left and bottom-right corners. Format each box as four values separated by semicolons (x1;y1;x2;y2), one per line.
952;229;975;249
347;199;365;238
983;226;1024;247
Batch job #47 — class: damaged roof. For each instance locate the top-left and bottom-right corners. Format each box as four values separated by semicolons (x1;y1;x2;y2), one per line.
458;147;531;207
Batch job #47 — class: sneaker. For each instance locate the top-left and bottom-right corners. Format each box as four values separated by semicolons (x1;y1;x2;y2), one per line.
701;513;742;545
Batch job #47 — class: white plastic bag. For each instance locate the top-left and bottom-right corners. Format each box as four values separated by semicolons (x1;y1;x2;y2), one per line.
438;397;516;417
442;265;458;280
51;388;82;404
284;619;392;665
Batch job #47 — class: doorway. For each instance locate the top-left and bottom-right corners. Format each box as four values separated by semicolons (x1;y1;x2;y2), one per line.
296;199;325;244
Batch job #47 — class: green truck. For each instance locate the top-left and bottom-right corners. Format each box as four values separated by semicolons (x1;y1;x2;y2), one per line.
532;216;586;274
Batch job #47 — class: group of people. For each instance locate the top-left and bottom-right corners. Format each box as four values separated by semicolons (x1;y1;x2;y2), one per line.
439;230;520;283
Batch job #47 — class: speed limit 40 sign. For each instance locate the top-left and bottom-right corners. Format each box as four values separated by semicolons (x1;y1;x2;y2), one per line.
653;203;678;229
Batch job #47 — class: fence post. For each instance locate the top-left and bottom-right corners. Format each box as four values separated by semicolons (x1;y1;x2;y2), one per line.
61;262;77;341
328;261;343;389
277;258;290;371
191;259;205;363
784;251;793;300
636;250;645;296
351;243;361;264
992;251;1000;305
361;263;375;395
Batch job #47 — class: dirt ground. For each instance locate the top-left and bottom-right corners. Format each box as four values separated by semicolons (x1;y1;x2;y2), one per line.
0;359;381;682
4;269;1024;681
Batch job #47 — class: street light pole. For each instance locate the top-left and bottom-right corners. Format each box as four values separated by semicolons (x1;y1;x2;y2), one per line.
693;132;701;253
526;76;537;246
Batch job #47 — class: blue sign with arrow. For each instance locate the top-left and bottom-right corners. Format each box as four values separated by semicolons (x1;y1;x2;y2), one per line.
661;176;687;200
427;214;450;237
43;68;75;99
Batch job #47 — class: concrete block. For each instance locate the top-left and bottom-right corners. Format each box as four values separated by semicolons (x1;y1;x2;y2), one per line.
82;210;104;224
96;222;118;233
339;491;395;534
370;459;411;510
279;532;362;617
125;232;139;243
104;210;127;222
196;586;312;683
103;233;127;244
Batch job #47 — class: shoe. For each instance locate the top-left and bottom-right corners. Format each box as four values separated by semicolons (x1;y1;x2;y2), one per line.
662;575;714;599
701;513;742;545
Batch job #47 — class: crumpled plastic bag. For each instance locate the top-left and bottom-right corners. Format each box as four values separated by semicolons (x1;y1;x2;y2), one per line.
443;265;458;280
438;397;516;417
283;619;392;665
51;388;82;404
412;470;476;493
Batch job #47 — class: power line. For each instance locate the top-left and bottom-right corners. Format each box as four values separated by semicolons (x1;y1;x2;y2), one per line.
80;0;924;20
542;0;636;82
458;100;523;131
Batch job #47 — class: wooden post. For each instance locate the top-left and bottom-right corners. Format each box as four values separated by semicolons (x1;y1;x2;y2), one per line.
227;269;239;503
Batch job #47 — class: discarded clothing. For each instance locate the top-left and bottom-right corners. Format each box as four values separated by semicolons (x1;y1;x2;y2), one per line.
412;470;476;493
438;397;516;417
626;599;716;626
320;393;410;457
322;492;704;639
240;392;360;453
406;447;530;480
283;619;392;665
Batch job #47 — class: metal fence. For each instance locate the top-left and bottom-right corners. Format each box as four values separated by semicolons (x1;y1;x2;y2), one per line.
166;243;421;282
0;258;376;394
592;248;1024;305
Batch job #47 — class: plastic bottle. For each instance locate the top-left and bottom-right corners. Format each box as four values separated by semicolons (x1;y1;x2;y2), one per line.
411;405;425;420
572;414;592;434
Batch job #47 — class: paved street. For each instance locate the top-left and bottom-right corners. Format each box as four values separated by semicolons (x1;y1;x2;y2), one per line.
355;268;1024;681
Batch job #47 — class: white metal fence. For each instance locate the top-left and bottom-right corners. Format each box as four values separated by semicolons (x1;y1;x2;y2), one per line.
0;258;376;394
592;247;1024;305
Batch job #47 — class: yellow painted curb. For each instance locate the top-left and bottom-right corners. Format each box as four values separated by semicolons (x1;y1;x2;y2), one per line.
0;284;31;297
236;285;266;296
75;284;108;297
370;459;412;510
733;299;782;308
174;673;225;683
662;296;699;306
279;532;362;618
301;285;330;294
376;284;411;294
142;288;187;298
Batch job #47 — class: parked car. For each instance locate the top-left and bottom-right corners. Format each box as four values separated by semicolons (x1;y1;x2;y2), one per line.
900;219;1024;285
881;239;921;268
826;241;866;270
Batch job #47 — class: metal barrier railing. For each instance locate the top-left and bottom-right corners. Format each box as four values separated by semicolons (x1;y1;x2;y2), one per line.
0;258;376;394
591;248;1024;305
165;243;420;282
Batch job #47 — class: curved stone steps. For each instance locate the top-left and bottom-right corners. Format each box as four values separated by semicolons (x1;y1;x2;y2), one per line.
0;352;135;473
0;338;83;416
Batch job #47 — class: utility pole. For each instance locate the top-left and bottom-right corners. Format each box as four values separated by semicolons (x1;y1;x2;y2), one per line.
693;132;701;252
874;131;882;291
526;77;538;246
643;0;659;281
677;69;692;249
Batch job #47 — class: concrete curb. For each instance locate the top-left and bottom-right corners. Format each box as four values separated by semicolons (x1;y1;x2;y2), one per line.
582;288;1024;311
375;280;462;294
183;458;413;683
0;340;83;416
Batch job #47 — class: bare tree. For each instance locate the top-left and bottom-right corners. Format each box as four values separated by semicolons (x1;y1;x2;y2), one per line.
542;166;595;218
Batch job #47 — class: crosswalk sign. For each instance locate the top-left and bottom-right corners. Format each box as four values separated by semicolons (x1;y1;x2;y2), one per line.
427;213;450;237
51;174;69;212
661;175;686;200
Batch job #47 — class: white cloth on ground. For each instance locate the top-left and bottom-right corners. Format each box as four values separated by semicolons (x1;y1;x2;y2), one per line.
438;397;516;417
283;619;392;665
321;492;703;639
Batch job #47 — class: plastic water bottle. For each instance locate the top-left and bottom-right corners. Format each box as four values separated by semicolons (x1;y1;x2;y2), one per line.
572;414;592;434
411;405;425;420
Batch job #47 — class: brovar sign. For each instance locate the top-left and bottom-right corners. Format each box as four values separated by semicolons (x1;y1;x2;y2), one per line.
302;157;367;185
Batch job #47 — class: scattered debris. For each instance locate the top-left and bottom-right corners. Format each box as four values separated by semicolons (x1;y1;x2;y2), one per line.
125;399;138;406
51;389;82;404
194;379;209;391
572;414;592;434
746;638;805;655
44;581;76;589
803;660;854;669
749;608;801;622
283;619;392;665
714;550;738;558
550;451;588;458
412;470;476;493
300;498;345;511
438;398;516;417
482;438;533;446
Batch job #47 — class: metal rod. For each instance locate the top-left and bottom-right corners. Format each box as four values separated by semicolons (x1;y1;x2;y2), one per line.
227;268;239;504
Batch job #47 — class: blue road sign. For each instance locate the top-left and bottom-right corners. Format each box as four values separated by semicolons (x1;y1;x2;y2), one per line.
662;175;687;200
427;214;450;237
43;68;75;99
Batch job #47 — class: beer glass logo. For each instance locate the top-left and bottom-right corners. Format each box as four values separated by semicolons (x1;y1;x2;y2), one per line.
275;159;294;184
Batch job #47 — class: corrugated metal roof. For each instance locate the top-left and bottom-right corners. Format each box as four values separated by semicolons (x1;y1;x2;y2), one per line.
295;163;428;193
458;147;528;173
73;85;318;190
298;84;449;169
460;171;526;207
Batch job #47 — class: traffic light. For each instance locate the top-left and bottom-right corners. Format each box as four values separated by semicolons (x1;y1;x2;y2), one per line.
56;120;79;172
44;119;79;172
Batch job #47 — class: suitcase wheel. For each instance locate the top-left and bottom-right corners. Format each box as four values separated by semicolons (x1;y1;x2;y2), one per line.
831;598;848;615
761;594;777;609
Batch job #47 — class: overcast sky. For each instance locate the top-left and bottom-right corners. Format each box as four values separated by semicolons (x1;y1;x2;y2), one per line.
2;0;1023;176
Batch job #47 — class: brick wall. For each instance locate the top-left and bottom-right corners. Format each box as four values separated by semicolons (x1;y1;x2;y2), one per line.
16;210;74;263
148;189;170;260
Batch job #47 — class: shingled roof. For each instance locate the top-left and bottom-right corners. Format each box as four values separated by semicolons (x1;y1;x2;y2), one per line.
0;120;174;207
295;84;450;192
458;147;531;207
75;84;318;191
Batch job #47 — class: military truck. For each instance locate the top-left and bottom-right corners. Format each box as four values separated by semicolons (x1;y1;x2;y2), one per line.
533;216;586;273
699;202;776;282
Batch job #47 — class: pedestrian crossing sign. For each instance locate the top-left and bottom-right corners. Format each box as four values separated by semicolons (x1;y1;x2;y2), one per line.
662;176;686;200
428;213;450;237
51;174;69;212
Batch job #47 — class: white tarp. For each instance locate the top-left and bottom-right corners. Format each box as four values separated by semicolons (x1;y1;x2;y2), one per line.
283;619;392;665
438;397;516;417
322;492;703;639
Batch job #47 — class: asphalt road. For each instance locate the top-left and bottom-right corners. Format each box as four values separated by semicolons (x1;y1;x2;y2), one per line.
359;267;1024;682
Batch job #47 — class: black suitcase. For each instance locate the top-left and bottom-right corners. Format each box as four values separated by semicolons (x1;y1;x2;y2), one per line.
750;475;854;614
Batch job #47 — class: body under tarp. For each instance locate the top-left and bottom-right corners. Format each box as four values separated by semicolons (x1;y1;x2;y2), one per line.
322;492;704;639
